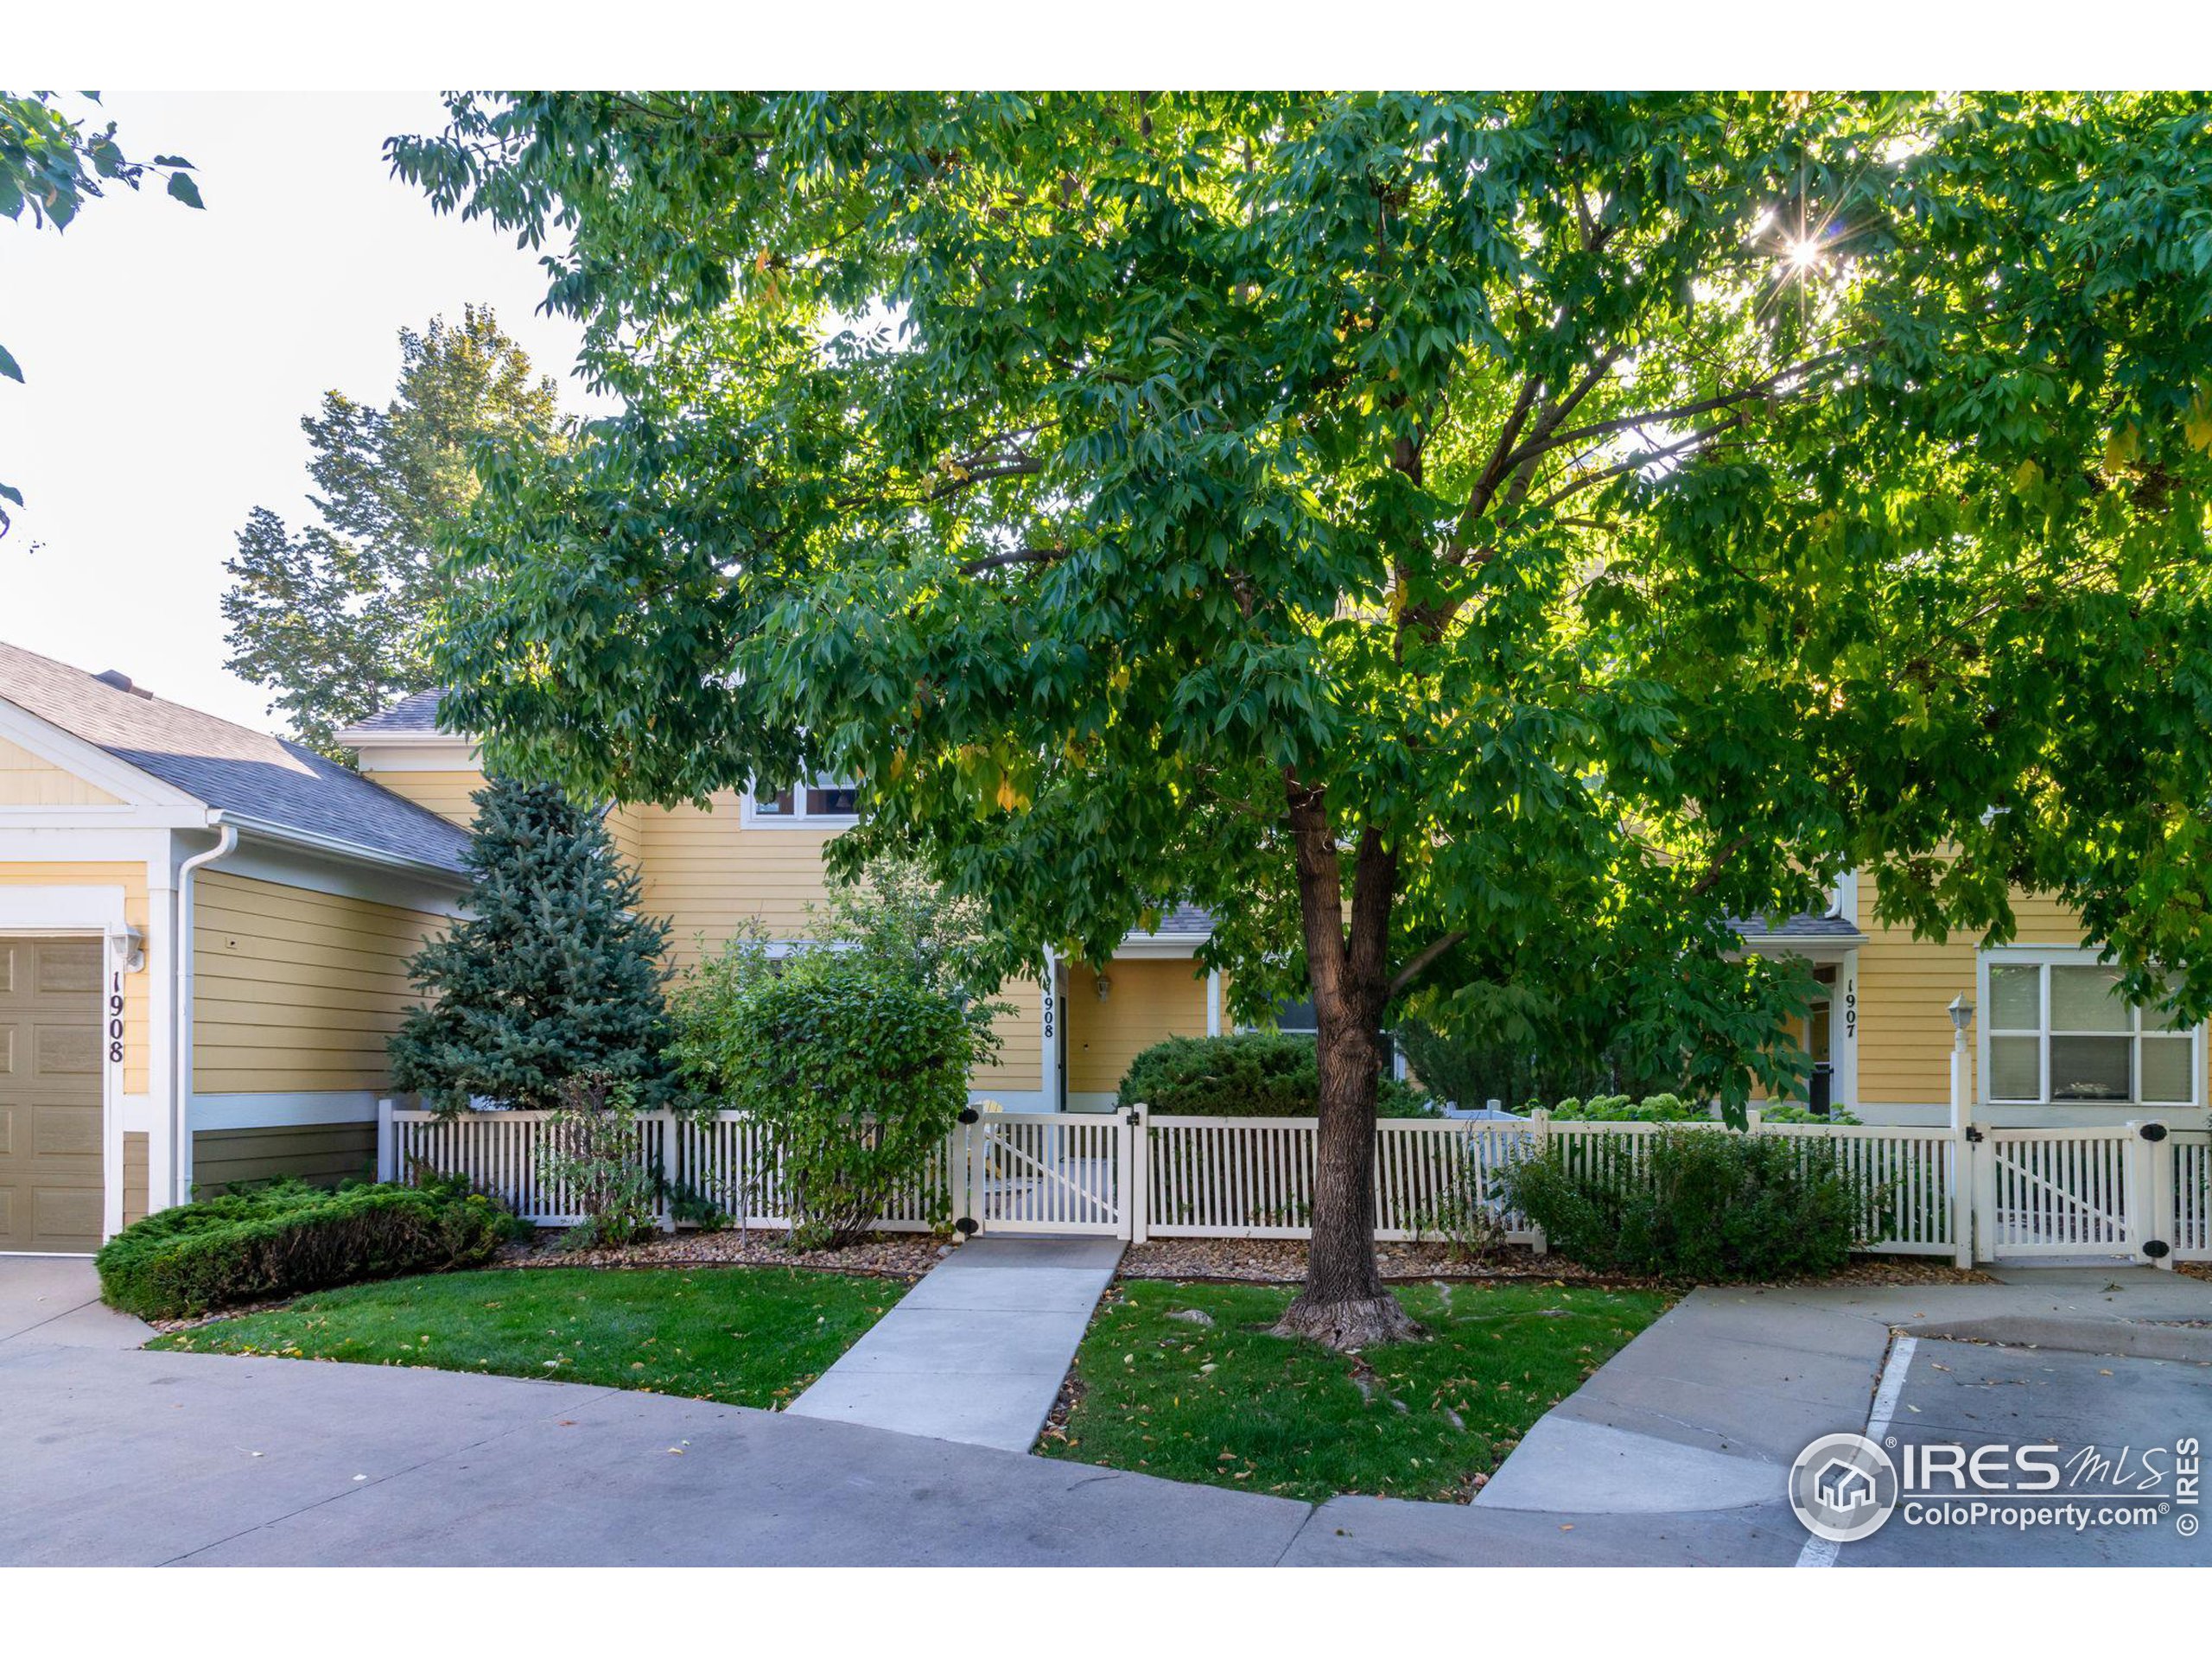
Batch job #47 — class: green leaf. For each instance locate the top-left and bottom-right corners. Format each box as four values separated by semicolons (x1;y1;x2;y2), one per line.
0;342;21;383
166;171;204;209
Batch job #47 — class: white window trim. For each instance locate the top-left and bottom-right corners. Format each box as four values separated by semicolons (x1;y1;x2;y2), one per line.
1976;945;2202;1109
738;780;861;827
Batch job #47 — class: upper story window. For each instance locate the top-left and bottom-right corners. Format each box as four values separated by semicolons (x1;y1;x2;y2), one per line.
744;774;861;825
1984;952;2198;1106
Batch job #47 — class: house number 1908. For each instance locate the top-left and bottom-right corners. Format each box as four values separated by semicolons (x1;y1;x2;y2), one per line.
108;969;124;1064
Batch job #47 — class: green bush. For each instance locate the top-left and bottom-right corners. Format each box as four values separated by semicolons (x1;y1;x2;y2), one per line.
1548;1092;1707;1122
1497;1126;1879;1281
1116;1033;1435;1119
672;943;982;1249
1756;1102;1864;1125
539;1075;663;1251
96;1176;523;1319
1543;1093;1860;1126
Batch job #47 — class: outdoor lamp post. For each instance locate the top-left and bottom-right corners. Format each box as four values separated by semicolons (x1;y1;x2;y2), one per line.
1948;995;1974;1131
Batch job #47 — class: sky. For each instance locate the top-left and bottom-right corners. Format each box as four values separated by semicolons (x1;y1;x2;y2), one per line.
0;92;608;733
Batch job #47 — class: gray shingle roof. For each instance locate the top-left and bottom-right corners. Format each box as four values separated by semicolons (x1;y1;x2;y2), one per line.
0;641;471;875
1148;903;1215;937
339;689;447;738
1730;910;1868;945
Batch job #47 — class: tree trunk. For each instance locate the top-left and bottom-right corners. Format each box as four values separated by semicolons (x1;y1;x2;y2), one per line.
1271;782;1424;1351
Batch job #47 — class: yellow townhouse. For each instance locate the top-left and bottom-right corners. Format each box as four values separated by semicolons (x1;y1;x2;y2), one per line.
0;641;470;1252
335;691;1229;1119
10;633;2198;1255
345;694;2207;1135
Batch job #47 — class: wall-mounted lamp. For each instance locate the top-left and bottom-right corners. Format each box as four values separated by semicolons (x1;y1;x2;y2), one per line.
1094;972;1112;1002
115;925;145;974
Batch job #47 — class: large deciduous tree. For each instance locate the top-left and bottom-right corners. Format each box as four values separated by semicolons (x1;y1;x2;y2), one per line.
221;305;562;756
391;92;2212;1347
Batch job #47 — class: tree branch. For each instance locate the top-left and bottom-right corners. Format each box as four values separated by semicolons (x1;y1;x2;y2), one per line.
957;545;1071;575
1387;929;1467;1000
1509;351;1846;469
1530;416;1748;512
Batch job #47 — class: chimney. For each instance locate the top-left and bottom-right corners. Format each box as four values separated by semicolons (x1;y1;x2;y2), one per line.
93;670;155;699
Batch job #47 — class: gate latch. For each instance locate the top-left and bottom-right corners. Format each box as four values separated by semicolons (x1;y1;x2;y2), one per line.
1965;1127;1985;1142
1125;1109;1141;1127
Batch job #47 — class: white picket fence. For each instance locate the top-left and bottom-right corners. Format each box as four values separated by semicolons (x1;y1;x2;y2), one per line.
378;1100;2211;1266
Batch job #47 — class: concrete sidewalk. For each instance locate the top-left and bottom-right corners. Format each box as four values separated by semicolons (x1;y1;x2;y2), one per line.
785;1235;1121;1452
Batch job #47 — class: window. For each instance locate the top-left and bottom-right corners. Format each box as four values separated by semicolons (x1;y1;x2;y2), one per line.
1984;955;2197;1106
745;774;860;824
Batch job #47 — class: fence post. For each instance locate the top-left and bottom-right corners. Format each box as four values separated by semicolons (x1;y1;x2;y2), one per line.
2134;1121;2177;1271
376;1096;396;1183
1128;1102;1150;1245
658;1110;678;1233
1950;1122;1975;1269
1528;1109;1550;1256
1745;1108;1763;1133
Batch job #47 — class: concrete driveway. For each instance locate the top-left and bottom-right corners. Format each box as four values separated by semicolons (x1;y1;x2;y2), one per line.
1473;1266;2212;1568
5;1257;2204;1567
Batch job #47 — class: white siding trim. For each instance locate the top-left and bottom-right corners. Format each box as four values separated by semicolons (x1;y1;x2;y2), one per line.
190;1090;382;1130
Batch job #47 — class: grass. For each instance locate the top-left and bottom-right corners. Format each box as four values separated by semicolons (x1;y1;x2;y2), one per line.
1037;1279;1670;1503
147;1266;902;1408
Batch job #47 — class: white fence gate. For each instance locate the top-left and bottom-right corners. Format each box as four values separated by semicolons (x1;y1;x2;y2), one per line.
968;1109;1130;1236
378;1100;2210;1265
1967;1121;2202;1265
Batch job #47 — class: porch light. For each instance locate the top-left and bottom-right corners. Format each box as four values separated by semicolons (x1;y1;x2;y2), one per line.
1948;995;1974;1033
1095;972;1112;1002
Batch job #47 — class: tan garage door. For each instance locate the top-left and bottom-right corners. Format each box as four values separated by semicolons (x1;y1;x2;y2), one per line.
0;938;105;1252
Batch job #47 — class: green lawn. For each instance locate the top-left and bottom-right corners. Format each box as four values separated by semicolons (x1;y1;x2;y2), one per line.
1038;1279;1670;1503
148;1266;902;1408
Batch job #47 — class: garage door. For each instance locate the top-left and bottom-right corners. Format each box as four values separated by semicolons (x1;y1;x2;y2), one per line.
0;938;105;1252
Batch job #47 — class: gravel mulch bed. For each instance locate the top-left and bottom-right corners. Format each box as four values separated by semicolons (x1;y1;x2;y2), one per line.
1116;1236;1993;1290
498;1227;951;1281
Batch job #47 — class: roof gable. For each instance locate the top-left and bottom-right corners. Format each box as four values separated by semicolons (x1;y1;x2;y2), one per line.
0;640;470;874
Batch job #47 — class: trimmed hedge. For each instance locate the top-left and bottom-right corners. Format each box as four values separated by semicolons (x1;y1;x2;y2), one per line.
1116;1033;1435;1119
96;1177;523;1320
1548;1093;1860;1125
1497;1126;1877;1281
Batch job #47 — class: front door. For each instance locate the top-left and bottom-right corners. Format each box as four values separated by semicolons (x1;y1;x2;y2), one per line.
0;937;105;1251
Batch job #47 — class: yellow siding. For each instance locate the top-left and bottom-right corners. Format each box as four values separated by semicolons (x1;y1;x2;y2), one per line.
122;1131;149;1225
1849;878;2202;1107
370;766;486;829
193;871;442;1095
639;794;842;967
607;804;648;873
193;1123;377;1195
0;735;121;805
1065;959;1211;1095
0;861;150;1092
972;975;1044;1092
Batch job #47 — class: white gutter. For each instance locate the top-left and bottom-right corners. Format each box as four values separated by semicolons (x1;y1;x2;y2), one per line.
210;810;467;881
171;817;238;1205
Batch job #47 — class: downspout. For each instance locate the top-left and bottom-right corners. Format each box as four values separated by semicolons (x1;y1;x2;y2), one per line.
172;816;238;1206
